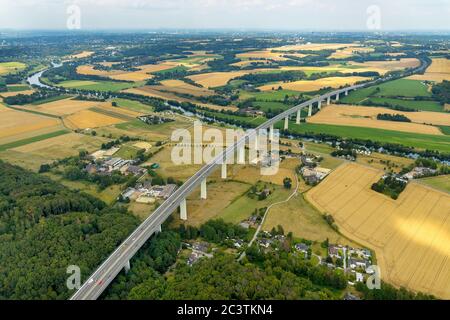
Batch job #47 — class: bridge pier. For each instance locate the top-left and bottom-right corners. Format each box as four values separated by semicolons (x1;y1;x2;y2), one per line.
124;260;131;274
221;162;227;179
345;90;348;96
284;116;289;130
308;104;312;117
318;100;322;110
180;198;187;221
327;96;331;105
201;178;207;199
335;93;340;101
269;124;274;141
296;109;301;124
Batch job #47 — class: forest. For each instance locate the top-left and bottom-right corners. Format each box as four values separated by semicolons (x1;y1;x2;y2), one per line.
0;160;140;299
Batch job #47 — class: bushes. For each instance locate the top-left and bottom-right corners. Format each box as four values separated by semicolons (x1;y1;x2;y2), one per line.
377;113;411;122
371;174;407;199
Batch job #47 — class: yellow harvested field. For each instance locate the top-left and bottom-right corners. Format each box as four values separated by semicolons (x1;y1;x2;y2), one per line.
348;58;421;75
408;58;450;82
0;104;63;144
0;62;27;75
20;98;108;116
258;76;370;92
272;43;361;51
187;71;251;88
0;90;35;98
64;109;126;129
306;163;450;299
309;105;448;135
70;51;94;59
12;132;106;158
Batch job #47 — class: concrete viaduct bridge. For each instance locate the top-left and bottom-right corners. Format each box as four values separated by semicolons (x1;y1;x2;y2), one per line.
70;61;427;299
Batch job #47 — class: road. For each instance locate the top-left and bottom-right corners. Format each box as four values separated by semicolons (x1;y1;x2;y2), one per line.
70;59;428;300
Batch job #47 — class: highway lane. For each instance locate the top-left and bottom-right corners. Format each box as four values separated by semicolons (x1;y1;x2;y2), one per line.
71;59;428;299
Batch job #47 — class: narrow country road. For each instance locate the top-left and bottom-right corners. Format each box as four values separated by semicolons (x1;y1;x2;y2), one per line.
238;173;300;261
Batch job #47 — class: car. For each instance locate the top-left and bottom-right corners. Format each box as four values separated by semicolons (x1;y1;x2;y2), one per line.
97;280;104;286
88;278;94;284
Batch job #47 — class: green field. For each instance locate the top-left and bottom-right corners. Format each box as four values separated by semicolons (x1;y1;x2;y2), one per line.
281;122;450;153
366;97;443;112
373;79;431;97
59;80;140;92
153;65;188;75
31;94;72;105
240;89;302;101
6;84;30;92
418;175;450;193
0;130;70;151
439;126;450;135
114;145;140;159
112;98;154;113
0;62;26;75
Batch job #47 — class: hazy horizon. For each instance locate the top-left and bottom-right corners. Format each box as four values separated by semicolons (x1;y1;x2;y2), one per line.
1;0;449;31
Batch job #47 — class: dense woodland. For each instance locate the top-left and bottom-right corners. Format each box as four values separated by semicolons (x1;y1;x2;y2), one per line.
0;161;140;299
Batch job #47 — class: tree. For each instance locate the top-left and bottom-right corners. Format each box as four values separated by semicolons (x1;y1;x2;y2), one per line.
283;177;292;189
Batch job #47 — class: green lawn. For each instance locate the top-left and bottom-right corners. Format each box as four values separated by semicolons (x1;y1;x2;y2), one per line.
418;175;450;193
59;80;141;92
281;122;450;153
114;145;140;160
0;130;70;151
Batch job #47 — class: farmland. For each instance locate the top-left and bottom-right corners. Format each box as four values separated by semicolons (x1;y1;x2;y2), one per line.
64;109;127;129
306;162;450;299
258;76;370;92
308;104;449;135
283;122;450;153
59;80;140;92
408;58;450;82
0;61;26;75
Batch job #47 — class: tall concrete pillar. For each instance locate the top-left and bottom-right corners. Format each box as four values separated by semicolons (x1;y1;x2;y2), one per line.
308;104;312;117
156;225;162;233
335;93;340;101
284;116;289;130
180;198;187;221
296;109;301;124
318;100;322;110
269;124;274;141
201;178;207;199
124;260;131;274
327;96;331;105
238;141;245;164
221;162;227;179
345;90;349;96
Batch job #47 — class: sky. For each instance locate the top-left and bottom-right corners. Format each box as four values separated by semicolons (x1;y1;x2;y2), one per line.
0;0;449;31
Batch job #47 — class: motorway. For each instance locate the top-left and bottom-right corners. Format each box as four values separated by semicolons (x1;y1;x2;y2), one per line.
71;59;428;300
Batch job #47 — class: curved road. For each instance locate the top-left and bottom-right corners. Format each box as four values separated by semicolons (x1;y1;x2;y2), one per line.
70;60;428;300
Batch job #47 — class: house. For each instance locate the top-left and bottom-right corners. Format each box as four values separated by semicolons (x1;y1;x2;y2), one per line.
147;184;177;199
344;292;360;300
355;272;364;283
348;258;370;270
233;239;244;248
258;238;272;248
328;245;341;259
85;163;98;174
239;222;250;229
295;243;309;253
125;165;146;176
300;155;316;168
187;252;202;266
403;167;437;180
121;187;136;200
192;242;209;253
